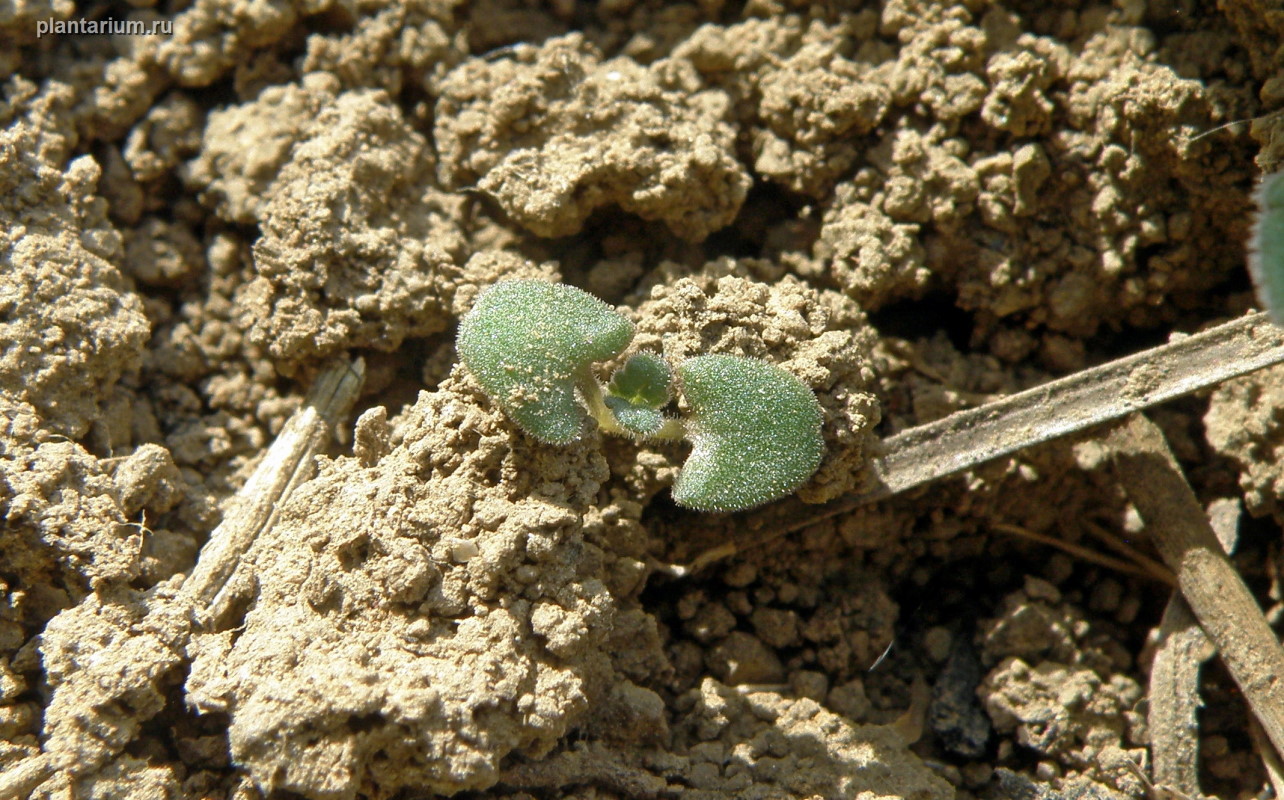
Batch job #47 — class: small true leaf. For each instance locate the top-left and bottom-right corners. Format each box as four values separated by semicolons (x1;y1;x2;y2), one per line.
607;352;673;409
604;396;666;436
1251;169;1284;326
457;280;634;444
602;353;674;436
672;354;824;512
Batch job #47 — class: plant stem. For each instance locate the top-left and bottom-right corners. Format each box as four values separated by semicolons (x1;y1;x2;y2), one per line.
577;367;686;441
577;367;628;436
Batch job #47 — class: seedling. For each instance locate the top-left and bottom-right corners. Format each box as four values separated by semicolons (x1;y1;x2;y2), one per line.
457;280;825;511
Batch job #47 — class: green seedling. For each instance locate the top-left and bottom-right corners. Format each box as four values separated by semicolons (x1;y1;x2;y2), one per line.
457;279;825;511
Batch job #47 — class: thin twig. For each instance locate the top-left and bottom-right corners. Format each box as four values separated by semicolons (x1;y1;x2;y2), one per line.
1249;719;1284;800
1106;415;1284;768
1146;499;1237;799
804;312;1284;531
991;522;1174;586
681;313;1284;569
1149;597;1215;797
1080;519;1175;586
183;358;366;621
0;358;365;800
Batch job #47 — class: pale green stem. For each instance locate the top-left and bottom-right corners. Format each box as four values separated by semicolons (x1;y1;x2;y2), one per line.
576;367;686;441
576;367;627;436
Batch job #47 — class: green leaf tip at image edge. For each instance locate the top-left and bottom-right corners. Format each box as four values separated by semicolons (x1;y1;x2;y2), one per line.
457;280;634;444
672;354;825;513
1251;169;1284;327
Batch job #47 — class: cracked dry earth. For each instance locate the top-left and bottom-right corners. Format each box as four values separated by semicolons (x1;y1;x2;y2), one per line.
3;0;1284;799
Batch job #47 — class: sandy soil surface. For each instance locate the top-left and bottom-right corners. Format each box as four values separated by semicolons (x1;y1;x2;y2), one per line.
2;1;1284;798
